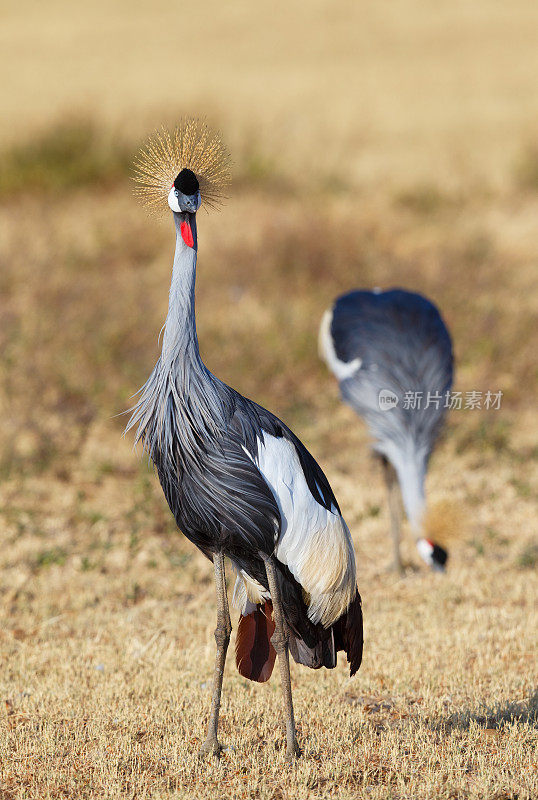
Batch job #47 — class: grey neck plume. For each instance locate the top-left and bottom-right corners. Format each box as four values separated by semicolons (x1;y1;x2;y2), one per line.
161;212;200;368
125;210;228;463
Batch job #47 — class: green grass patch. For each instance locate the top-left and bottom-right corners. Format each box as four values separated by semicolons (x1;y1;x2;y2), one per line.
455;419;512;456
0;117;133;198
516;542;538;570
34;547;68;569
394;183;455;215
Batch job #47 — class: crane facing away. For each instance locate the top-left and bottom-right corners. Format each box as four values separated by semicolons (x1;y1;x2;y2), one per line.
319;288;453;573
127;121;363;760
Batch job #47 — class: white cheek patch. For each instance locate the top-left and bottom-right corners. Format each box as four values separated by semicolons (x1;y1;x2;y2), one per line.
167;187;181;212
416;537;434;565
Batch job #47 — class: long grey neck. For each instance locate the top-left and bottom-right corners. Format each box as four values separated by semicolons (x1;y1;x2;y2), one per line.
161;212;201;369
126;209;231;459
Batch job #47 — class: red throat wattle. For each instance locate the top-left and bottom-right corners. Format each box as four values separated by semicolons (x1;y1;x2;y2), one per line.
180;220;194;248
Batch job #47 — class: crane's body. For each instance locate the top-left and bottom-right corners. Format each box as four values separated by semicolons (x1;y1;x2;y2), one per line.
127;133;362;759
320;288;453;572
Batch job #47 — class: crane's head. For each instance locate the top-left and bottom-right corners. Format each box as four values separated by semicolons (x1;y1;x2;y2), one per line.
133;119;231;219
168;168;201;214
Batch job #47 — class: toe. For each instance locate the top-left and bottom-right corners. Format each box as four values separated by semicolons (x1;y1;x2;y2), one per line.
198;738;222;760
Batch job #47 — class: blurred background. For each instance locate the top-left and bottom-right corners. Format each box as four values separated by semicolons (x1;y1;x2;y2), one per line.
0;2;536;797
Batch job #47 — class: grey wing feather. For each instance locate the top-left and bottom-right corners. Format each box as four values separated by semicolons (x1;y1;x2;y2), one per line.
326;288;453;526
331;288;453;458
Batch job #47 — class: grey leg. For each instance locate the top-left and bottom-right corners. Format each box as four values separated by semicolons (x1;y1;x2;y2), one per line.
381;457;404;574
264;556;300;760
199;551;231;758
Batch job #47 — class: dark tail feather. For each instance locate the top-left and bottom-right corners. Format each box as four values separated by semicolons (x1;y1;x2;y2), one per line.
289;591;363;676
229;552;319;647
288;629;336;670
235;600;277;682
333;590;363;676
273;563;319;646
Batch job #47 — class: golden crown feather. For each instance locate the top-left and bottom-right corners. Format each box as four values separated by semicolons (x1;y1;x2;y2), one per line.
133;118;231;214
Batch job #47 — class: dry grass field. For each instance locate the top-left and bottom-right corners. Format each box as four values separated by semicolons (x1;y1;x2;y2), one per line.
1;2;537;798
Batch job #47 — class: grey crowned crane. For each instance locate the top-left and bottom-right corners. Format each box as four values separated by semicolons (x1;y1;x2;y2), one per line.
126;121;363;760
319;288;453;574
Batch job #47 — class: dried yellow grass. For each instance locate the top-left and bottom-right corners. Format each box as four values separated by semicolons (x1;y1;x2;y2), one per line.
0;183;536;799
1;2;538;795
3;1;538;192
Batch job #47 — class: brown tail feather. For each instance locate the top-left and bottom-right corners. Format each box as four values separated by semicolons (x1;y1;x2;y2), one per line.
235;600;277;682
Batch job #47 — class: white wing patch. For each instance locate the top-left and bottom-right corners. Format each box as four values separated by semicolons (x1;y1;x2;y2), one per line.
231;565;268;614
240;433;356;628
319;308;362;381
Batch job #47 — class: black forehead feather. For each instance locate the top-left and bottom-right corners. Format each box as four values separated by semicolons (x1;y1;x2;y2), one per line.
174;168;199;195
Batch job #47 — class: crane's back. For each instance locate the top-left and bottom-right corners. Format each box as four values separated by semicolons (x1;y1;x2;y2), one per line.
320;288;453;527
325;288;452;438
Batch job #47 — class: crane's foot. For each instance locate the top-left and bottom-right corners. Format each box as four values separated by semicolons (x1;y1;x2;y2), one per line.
198;736;222;760
285;738;301;761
